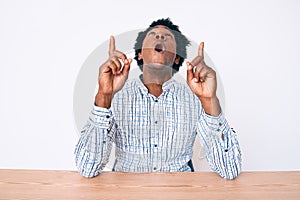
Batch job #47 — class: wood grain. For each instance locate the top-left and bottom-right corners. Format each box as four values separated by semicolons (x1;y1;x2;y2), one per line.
0;170;299;200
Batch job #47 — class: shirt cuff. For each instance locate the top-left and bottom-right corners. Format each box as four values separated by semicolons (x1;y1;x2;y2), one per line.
89;105;113;127
203;112;228;137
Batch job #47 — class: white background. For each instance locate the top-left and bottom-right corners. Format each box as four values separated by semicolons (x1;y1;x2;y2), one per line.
0;0;299;172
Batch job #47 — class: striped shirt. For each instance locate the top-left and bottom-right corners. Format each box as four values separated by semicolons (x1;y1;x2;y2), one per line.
74;76;241;179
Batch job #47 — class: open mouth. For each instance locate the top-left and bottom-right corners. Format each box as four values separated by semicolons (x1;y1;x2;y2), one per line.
154;43;164;53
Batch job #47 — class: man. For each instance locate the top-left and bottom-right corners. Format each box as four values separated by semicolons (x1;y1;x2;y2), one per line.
75;18;241;179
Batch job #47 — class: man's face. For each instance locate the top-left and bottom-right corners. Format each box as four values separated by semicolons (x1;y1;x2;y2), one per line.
139;26;177;69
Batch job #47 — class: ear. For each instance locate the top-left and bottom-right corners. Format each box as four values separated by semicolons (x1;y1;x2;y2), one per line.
174;56;180;65
138;52;143;60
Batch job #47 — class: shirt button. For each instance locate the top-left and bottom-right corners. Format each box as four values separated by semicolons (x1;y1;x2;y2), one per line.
106;115;110;118
154;100;158;102
154;121;158;124
224;149;228;152
219;122;222;126
153;167;157;170
154;144;157;147
216;128;220;132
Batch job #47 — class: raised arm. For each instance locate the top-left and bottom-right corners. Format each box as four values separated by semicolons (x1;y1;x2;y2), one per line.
187;42;241;179
74;36;132;178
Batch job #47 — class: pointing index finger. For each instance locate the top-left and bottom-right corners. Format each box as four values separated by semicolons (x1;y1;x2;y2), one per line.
198;42;204;57
109;35;116;56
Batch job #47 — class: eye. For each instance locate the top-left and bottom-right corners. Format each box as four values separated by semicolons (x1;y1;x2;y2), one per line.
148;31;156;36
164;33;173;39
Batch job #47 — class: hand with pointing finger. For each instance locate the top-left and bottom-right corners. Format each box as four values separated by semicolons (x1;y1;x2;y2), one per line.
95;36;132;108
186;42;221;116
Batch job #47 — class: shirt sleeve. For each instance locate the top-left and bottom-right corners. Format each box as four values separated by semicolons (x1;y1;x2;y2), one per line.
74;105;117;178
196;108;242;179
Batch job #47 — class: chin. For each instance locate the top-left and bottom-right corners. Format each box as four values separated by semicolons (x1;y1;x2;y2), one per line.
144;63;172;71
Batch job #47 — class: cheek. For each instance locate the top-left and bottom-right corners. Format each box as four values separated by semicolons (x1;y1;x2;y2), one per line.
166;53;176;63
169;43;177;54
141;49;151;61
142;38;152;49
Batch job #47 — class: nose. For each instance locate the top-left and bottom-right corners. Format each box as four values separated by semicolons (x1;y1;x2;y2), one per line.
155;34;165;41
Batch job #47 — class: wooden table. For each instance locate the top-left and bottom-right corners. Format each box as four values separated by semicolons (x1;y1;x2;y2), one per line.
0;170;299;200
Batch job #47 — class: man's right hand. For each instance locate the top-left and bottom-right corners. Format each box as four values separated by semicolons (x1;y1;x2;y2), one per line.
95;36;132;108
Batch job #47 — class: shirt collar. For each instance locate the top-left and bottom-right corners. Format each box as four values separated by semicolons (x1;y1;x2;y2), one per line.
137;74;176;95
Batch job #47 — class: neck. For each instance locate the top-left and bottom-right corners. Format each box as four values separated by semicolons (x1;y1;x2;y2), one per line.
142;65;172;98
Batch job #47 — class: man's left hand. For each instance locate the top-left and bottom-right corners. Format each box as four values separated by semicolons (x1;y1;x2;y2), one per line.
186;42;217;99
186;42;221;116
